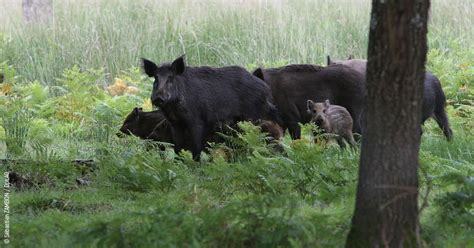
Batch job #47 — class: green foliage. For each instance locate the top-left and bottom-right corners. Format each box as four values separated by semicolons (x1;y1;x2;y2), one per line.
0;0;473;247
0;60;17;84
53;66;106;121
28;118;54;145
101;150;182;193
422;172;474;247
69;193;348;248
427;48;474;107
433;172;474;224
0;99;32;158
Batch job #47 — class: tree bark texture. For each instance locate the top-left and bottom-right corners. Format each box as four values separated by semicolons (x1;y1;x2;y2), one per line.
346;0;430;247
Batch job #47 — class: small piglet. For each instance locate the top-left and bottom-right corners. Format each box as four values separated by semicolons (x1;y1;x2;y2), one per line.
307;99;356;148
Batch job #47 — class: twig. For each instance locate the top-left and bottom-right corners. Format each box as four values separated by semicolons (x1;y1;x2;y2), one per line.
419;166;432;215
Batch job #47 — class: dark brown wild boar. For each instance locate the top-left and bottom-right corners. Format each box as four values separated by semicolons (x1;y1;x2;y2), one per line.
119;107;174;146
143;56;283;161
327;55;367;75
307;99;356;148
327;56;453;140
258;120;284;141
119;108;281;153
253;64;366;140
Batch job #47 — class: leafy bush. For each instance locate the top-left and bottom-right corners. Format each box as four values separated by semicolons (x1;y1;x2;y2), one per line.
434;173;474;223
0;100;32;158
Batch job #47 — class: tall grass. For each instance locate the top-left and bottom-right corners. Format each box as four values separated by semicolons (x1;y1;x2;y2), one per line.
1;0;472;86
0;1;473;247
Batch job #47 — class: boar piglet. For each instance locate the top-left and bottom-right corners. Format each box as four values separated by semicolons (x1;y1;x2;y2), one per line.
307;99;356;148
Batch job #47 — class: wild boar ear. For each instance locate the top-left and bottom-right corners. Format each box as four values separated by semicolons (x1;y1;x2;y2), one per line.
348;54;354;60
138;107;143;111
324;99;330;107
133;107;140;114
252;68;264;81
171;55;185;75
327;55;332;65
307;100;315;110
142;58;158;77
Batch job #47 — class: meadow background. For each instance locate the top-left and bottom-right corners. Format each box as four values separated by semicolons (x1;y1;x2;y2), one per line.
0;0;473;247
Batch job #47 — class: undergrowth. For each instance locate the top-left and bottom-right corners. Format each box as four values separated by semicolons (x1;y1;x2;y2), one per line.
0;0;473;247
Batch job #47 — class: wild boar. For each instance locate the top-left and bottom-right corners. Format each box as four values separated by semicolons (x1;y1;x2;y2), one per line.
327;55;366;75
143;56;283;160
327;56;453;140
258;120;284;141
307;99;356;147
119;107;281;153
119;107;174;145
253;64;366;140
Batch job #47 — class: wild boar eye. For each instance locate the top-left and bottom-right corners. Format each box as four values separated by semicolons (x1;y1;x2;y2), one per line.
313;110;317;113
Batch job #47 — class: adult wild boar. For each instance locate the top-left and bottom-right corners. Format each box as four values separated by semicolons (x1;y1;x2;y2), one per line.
327;56;453;140
253;64;366;139
119;107;174;145
327;55;367;75
119;107;226;151
142;56;282;160
119;108;281;152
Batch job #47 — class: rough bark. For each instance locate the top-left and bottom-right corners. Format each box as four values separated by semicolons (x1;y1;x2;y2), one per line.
22;0;53;23
346;0;430;247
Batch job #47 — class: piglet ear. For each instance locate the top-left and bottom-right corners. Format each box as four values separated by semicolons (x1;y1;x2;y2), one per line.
171;55;186;75
307;100;315;111
324;99;330;107
327;55;332;65
142;58;158;77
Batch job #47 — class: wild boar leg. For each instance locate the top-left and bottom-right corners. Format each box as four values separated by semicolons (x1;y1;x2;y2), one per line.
189;122;206;161
287;122;301;140
344;131;357;147
336;136;347;148
171;125;186;155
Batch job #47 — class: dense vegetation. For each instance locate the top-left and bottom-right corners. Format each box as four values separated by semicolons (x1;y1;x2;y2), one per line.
0;0;473;247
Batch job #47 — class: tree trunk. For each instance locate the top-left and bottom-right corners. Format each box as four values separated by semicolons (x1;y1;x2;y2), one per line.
22;0;53;23
346;0;430;247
